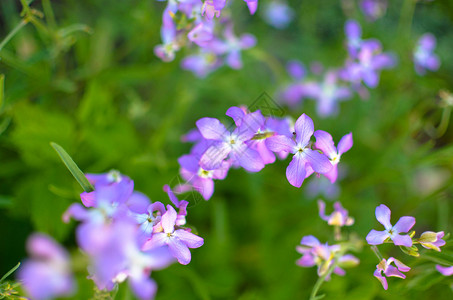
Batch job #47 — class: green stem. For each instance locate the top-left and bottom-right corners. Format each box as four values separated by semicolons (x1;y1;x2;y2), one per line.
309;262;337;300
0;262;20;283
42;0;57;29
435;107;451;138
371;245;384;261
0;19;28;52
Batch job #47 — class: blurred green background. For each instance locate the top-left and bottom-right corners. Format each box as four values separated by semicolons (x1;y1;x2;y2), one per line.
1;0;453;299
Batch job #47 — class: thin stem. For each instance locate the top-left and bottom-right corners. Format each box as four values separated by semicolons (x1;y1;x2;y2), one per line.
0;19;28;52
371;245;384;261
0;262;21;282
435;107;452;138
42;0;57;29
309;262;337;300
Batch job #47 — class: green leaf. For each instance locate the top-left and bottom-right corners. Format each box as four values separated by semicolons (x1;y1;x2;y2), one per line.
421;251;453;267
0;262;20;283
0;74;4;114
50;142;94;193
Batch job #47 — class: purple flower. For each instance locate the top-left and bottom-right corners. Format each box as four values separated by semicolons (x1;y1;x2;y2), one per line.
142;205;204;265
244;0;259;15
345;20;363;58
366;204;415;247
318;200;354;227
314;131;353;183
306;71;352;117
262;1;294;29
219;25;256;69
413;33;440;75
296;236;358;278
374;257;410;290
196;111;265;172
181;50;223;78
18;234;75;300
265;114;332;187
360;0;387;22
418;231;445;252
436;265;453;276
306;176;340;200
201;0;226;20
178;153;230;200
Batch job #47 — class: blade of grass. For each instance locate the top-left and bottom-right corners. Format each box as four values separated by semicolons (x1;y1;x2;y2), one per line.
50;142;94;193
0;262;20;283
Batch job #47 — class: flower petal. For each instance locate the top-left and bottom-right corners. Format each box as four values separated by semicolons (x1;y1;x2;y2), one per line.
196;117;228;140
393;216;416;233
375;204;392;230
436;265;453;276
391;234;413;247
294;114;314;146
174;229;204;248
200;141;231;170
286;153;307;188
304;149;333;174
337;132;353;156
168;237;192;265
265;135;295;153
234;145;265;172
314;130;337;158
373;269;388;290
366;230;389;245
161;205;177;233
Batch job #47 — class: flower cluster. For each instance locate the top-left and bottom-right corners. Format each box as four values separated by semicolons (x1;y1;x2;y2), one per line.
278;19;395;117
360;0;387;22
296;201;359;280
176;107;352;200
56;171;204;300
155;0;258;77
366;204;446;290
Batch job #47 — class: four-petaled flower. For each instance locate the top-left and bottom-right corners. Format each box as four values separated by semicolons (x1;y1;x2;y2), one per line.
265;114;332;187
318;200;354;227
374;257;410;290
366;204;415;247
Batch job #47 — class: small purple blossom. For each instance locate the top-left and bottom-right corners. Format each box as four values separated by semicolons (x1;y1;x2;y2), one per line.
418;231;445;252
265;114;332;187
374;257;410;290
18;234;75;300
366;204;415;247
360;0;387;22
436;265;453;276
142;205;204;265
318;200;354;227
314;131;353;183
413;33;440;75
262;1;294;29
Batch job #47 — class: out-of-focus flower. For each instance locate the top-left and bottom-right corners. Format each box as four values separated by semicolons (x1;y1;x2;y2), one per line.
296;235;359;278
265;114;332;187
314;131;353;182
360;0;387;22
366;204;415;247
374;257;410;290
142;205;204;265
262;1;294;29
418;231;445;252
413;33;440;75
318;200;354;227
18;234;75;300
436;265;453;276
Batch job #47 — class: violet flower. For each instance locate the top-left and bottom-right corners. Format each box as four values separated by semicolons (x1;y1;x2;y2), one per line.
18;234;75;300
374;257;410;290
314;130;353;183
142;205;204;265
196;111;265;172
360;0;387;22
345;20;363;58
262;1;294;29
436;265;453;276
318;200;354;227
413;33;440;75
265;114;332;187
366;204;415;247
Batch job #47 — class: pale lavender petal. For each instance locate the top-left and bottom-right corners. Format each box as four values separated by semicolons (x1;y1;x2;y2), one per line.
174;229;204;248
363;70;379;88
296;254;316;267
384;265;406;278
129;276;157;300
300;235;320;247
200;141;231;170
239;34;257;49
393;259;411;272
286;154;307;187
393;216;416;233
287;60;306;80
375;204;392;229
237;111;265;140
161;205;177;233
62;203;89;223
391;234;413;247
127;192;151;214
80;191;96;207
366;230;389;245
178;154;200;174
142;233;167;251
334;267;346;276
234;145;265;172
196;117;228;140
265;135;295;153
337;133;353;155
247;0;258;14
255;140;276;164
314;130;337;159
317;200;329;221
168;238;192;265
345;19;361;40
304;149;332;174
294;114;314;146
226;106;246;126
436;265;453;276
212;160;231;180
323;164;338;183
193;177;214;200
